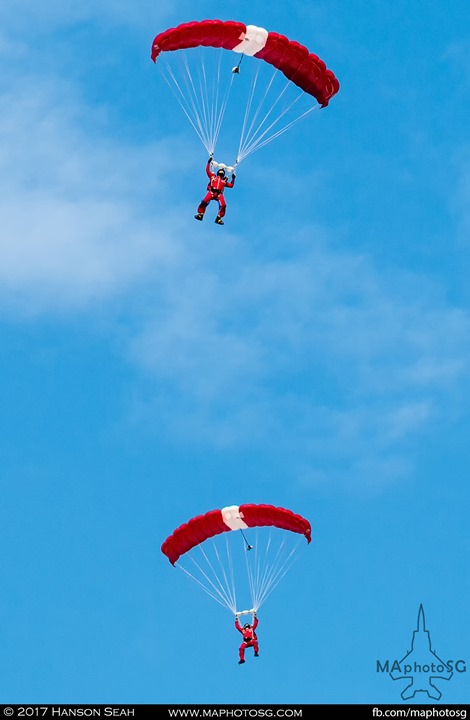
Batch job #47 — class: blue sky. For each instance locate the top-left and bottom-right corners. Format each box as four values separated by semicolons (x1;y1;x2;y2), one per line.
1;0;469;706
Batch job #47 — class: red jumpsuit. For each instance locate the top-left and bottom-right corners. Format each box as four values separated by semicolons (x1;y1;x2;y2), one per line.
235;616;259;663
197;161;235;219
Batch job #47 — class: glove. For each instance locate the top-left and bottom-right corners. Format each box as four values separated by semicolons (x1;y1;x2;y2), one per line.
232;173;236;180
208;156;213;162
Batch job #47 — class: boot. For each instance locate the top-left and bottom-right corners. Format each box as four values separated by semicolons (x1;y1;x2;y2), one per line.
194;213;204;221
215;216;224;225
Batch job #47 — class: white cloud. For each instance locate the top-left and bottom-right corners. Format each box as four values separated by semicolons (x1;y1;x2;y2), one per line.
1;63;468;485
0;2;174;32
1;7;469;489
0;72;186;313
127;237;470;475
454;148;470;247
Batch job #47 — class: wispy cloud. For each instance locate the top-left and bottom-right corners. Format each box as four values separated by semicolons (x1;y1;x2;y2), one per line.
2;6;469;490
0;2;174;31
127;235;470;485
0;70;184;313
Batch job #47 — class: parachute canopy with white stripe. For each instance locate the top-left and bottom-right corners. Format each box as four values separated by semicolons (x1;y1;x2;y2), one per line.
161;503;312;614
151;19;339;166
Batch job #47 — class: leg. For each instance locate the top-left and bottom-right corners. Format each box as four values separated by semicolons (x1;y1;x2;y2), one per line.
253;639;259;656
238;642;246;664
215;196;226;225
196;192;212;220
216;196;227;219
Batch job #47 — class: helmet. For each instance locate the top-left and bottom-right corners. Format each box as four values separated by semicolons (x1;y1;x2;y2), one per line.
217;168;226;176
244;623;250;629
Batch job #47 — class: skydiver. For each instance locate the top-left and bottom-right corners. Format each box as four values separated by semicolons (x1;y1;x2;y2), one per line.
235;612;259;664
194;156;236;225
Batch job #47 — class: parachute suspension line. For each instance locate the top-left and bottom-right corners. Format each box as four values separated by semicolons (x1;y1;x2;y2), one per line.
247;528;270;611
160;60;211;152
246;529;282;611
236;63;262;165
209;533;238;612
237;80;320;163
243;531;303;611
207;49;222;153
178;561;233;612
178;563;231;612
210;48;237;156
238;76;293;159
258;549;299;608
180;51;213;151
237;66;278;162
193;544;236;611
241;102;318;161
254;534;285;608
243;529;259;611
255;536;301;609
161;48;237;157
181;543;237;613
238;85;301;161
251;528;267;611
193;53;213;152
224;531;238;613
193;49;228;155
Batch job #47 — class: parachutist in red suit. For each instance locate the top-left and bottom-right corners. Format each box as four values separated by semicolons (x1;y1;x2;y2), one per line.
235;612;259;664
195;158;236;225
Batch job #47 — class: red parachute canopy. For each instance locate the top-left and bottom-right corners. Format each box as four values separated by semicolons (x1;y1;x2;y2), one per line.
151;19;339;107
162;503;312;565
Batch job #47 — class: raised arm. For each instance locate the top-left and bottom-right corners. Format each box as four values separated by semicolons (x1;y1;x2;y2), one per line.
205;158;214;179
235;617;243;634
225;173;236;189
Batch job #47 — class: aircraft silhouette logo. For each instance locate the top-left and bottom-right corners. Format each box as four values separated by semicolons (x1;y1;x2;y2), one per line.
389;604;452;700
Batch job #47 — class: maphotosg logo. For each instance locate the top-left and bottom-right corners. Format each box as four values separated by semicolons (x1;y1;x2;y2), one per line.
377;604;466;701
